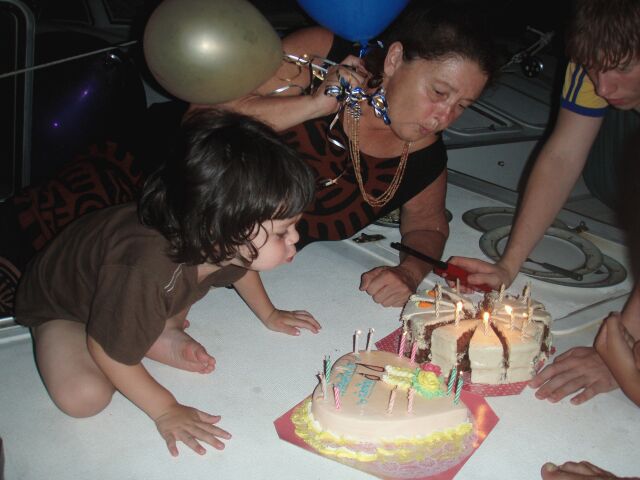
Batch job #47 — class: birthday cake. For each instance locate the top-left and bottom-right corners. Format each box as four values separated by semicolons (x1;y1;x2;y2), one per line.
292;349;475;477
401;285;553;385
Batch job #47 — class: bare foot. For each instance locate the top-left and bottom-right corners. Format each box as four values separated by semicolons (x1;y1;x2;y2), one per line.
146;326;215;374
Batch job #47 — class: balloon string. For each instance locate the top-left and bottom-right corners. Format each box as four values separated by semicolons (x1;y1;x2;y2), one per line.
0;40;138;80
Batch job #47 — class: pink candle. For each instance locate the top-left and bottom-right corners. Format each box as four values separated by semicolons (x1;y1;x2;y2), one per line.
386;387;397;414
410;341;418;364
407;388;415;414
333;385;341;410
398;329;407;357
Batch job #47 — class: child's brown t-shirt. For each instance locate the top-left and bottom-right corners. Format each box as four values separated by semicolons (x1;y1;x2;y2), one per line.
15;203;247;365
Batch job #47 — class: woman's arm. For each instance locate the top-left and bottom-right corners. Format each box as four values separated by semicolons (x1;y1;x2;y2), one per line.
189;26;358;131
359;170;449;307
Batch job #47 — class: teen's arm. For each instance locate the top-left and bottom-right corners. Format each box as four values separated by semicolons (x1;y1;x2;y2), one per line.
233;270;321;335
86;336;230;456
450;109;604;289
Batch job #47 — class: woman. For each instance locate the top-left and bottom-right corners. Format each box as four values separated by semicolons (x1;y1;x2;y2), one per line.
193;1;498;307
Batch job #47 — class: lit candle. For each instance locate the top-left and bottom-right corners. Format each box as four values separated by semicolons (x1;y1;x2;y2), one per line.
410;341;418;364
455;301;462;326
505;305;514;330
407;388;415;414
398;329;407;357
366;327;375;351
447;366;457;396
333;384;341;410
353;329;362;353
483;311;490;336
498;283;505;302
454;372;464;405
386;386;397;414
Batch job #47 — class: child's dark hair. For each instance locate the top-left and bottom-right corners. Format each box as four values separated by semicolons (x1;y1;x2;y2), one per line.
138;109;316;265
364;0;498;89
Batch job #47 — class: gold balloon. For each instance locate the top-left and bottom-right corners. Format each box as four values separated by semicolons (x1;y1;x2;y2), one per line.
143;0;282;104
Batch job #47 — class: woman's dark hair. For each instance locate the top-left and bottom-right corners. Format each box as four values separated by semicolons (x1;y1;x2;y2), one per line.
566;0;640;71
364;0;498;88
139;109;316;265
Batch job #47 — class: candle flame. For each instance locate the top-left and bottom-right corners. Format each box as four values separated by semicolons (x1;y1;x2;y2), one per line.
482;311;490;321
456;301;463;312
504;305;512;314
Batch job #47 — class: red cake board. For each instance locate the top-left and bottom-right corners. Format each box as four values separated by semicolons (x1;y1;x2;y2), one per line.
375;327;550;397
275;390;498;480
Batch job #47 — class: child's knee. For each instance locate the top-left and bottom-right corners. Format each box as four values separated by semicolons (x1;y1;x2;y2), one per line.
50;375;115;418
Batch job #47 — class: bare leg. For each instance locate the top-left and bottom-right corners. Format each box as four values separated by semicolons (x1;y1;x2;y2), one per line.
145;309;215;374
34;320;115;417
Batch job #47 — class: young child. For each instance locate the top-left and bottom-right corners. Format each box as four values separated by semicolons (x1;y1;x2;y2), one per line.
14;109;321;457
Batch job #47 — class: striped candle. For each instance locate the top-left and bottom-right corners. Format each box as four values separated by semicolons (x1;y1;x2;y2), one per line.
333;384;341;410
398;329;407;357
407;388;415;414
410;341;418;364
386;387;397;414
454;373;464;405
324;355;331;382
447;366;457;396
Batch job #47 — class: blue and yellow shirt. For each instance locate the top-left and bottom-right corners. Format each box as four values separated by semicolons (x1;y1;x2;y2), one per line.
561;62;609;117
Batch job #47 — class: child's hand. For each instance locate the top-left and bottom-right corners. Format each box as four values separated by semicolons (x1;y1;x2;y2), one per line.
154;403;232;457
262;309;321;335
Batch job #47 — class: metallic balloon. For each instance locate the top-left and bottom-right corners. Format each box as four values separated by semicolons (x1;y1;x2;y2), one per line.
143;0;282;104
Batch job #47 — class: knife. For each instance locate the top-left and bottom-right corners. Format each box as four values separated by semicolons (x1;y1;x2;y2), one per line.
390;242;493;292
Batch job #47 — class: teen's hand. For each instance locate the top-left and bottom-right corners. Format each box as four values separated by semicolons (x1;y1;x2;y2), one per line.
360;265;417;307
262;309;321;336
447;256;514;292
529;346;618;405
154;403;231;457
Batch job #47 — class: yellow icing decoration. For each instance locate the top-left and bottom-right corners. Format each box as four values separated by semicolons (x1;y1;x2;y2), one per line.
291;399;474;464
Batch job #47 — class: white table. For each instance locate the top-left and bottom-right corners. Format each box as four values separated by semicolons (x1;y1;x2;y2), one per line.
1;185;638;480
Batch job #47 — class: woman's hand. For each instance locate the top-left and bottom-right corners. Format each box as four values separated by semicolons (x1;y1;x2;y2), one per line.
360;265;418;307
541;461;622;479
447;256;514;291
314;55;369;118
529;346;618;405
154;403;231;457
261;309;321;336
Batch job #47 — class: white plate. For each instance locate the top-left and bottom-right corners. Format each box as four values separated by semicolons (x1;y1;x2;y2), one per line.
479;225;603;279
462;206;568;232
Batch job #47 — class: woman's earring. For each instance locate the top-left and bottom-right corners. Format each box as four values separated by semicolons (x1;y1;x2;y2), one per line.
369;87;391;125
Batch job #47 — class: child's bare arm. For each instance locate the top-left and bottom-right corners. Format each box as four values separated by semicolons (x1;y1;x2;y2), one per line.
595;314;640;406
233;270;321;335
86;336;231;455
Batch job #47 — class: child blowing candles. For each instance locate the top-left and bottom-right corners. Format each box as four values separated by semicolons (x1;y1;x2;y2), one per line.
14;110;321;457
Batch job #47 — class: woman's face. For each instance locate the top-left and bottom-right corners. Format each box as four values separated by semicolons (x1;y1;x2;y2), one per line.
382;44;488;142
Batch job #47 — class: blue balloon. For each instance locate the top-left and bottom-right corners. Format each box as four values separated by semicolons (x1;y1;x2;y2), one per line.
297;0;410;45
